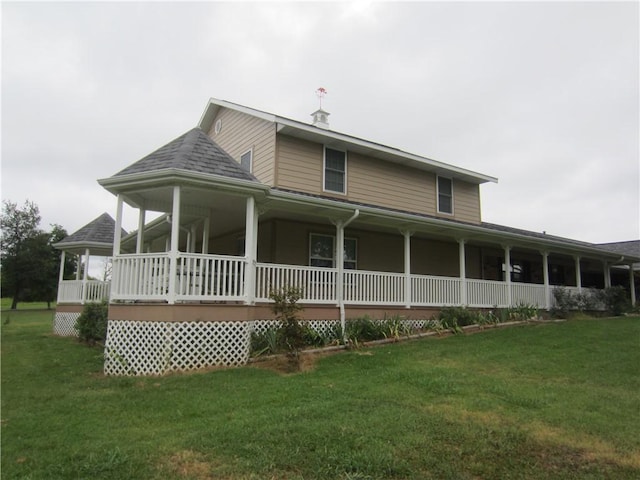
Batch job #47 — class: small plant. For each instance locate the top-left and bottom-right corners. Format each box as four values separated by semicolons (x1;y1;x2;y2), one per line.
76;300;108;345
269;286;305;370
507;303;538;321
251;327;280;357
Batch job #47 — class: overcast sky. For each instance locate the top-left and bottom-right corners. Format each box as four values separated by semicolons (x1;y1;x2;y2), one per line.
2;1;639;245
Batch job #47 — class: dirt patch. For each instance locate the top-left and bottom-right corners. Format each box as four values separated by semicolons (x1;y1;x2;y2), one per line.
160;450;214;480
250;351;334;375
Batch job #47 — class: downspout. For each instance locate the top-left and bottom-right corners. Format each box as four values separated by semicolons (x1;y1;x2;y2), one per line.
338;209;360;340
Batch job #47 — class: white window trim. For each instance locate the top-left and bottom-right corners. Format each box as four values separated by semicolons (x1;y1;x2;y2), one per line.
323;146;347;195
436;175;454;215
240;148;253;173
309;233;357;269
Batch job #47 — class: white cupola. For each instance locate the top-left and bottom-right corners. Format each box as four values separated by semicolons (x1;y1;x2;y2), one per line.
311;108;330;129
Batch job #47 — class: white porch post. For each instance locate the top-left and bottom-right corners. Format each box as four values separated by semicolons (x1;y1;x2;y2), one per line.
504;245;512;307
541;251;550;310
459;239;467;306
81;248;90;305
629;265;636;306
113;194;124;257
168;186;181;305
58;251;66;284
335;219;346;339
574;256;582;291
202;213;211;254
75;255;81;280
136;208;146;254
57;251;66;303
244;196;258;305
403;231;412;309
603;262;611;288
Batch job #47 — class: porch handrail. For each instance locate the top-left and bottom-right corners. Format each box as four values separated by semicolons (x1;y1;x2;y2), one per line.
57;279;110;304
255;263;337;303
343;269;405;305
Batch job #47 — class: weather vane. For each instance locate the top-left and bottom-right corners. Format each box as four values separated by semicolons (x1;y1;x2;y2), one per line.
316;87;327;109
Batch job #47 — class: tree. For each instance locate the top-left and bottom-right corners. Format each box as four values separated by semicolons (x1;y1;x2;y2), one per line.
1;200;42;309
0;201;71;309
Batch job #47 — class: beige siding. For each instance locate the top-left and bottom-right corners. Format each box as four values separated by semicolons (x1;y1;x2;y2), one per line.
275;135;324;194
275;134;482;224
452;180;481;224
411;238;460;277
207;108;276;185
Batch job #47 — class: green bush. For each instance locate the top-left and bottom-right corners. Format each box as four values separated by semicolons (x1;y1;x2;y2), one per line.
601;286;631;316
75;300;108;345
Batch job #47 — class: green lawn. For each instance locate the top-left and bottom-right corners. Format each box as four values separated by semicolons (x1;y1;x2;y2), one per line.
2;307;639;479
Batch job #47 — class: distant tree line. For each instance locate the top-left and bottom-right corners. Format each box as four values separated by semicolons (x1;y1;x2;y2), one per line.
1;200;75;309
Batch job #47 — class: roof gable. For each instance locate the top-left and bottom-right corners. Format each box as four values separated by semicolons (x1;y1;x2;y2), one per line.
113;127;258;182
54;213;126;255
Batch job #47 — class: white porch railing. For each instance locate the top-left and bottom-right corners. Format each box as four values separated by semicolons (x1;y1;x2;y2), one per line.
344;269;405;305
108;254;590;309
412;275;461;306
57;280;111;304
467;279;509;308
256;263;337;303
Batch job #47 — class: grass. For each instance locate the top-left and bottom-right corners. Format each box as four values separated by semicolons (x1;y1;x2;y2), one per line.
2;305;639;479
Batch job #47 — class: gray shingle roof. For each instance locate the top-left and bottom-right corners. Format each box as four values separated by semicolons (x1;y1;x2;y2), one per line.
597;240;640;258
56;213;126;246
113;127;258;182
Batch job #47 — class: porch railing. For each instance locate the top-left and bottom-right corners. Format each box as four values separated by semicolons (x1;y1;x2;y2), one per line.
256;263;337;303
57;280;110;304
107;254;593;309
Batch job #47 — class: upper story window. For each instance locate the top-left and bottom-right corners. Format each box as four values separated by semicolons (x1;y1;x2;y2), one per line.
240;149;252;173
437;176;453;214
324;147;346;194
309;233;357;269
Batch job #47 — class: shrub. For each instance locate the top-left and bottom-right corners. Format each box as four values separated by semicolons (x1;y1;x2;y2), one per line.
438;307;477;328
507;303;538;321
552;287;576;318
269;286;305;368
601;286;631;316
76;300;108;345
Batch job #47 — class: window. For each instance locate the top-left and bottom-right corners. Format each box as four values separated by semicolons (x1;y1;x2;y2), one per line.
437;176;453;214
309;233;357;269
324;147;346;194
240;149;252;173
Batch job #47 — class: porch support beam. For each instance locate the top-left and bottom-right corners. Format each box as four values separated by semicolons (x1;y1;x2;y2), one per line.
629;265;636;306
57;251;66;304
603;262;611;288
168;186;181;305
402;230;413;309
574;256;582;290
504;245;512;307
202;213;211;254
82;248;90;305
541;250;550;310
459;239;467;306
244;196;258;305
136;208;146;254
75;254;81;280
113;194;124;257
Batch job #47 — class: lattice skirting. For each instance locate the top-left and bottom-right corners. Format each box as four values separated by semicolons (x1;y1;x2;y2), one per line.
53;312;80;337
103;318;437;376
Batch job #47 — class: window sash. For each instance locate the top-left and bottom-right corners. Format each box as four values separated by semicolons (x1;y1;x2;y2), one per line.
437;176;453;214
324;148;346;193
240;150;252;172
309;233;357;269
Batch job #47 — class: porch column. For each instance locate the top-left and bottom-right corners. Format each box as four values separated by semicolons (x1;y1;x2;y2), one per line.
57;251;66;303
504;245;512;307
603;262;611;288
75;255;81;280
541;251;550;310
202;213;211;254
244;196;258;305
113;194;124;257
459;239;467;306
136;208;146;254
574;256;582;290
168;186;181;305
335;219;345;310
629;265;636;306
403;231;412;309
81;248;90;305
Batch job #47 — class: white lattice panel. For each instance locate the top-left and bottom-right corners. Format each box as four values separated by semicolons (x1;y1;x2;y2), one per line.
104;320;252;376
53;312;80;337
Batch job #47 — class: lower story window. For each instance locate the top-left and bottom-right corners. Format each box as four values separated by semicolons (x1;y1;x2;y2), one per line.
309;233;357;269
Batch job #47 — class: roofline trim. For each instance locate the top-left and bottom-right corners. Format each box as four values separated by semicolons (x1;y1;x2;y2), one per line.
199;98;498;185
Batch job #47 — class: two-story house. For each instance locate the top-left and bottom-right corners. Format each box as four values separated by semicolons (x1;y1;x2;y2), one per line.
53;98;638;375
